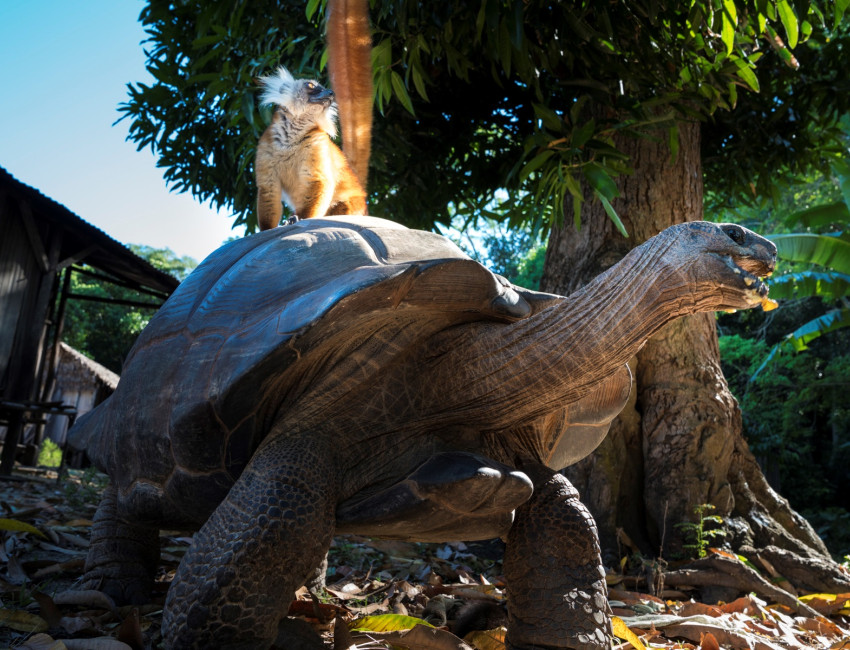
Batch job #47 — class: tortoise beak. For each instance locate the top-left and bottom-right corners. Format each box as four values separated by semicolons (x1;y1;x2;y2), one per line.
722;227;777;308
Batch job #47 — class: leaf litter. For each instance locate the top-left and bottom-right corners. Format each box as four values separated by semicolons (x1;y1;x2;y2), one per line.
0;468;848;649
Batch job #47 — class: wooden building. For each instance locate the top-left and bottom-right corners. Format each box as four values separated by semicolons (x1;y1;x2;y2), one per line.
0;165;179;474
42;343;120;447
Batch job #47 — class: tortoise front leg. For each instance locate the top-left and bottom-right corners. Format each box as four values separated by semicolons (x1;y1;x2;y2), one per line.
504;463;612;650
162;432;337;649
83;484;159;605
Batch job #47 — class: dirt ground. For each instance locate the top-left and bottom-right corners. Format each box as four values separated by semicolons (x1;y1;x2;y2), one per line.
0;467;848;649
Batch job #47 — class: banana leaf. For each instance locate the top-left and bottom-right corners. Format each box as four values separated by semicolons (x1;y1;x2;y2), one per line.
768;233;850;274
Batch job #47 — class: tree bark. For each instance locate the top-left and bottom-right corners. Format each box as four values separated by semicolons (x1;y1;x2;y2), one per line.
539;118;846;590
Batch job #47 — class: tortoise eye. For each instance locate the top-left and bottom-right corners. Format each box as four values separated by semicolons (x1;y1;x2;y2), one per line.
724;225;744;245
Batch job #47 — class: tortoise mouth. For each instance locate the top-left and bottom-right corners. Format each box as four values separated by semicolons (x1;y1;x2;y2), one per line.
723;254;778;310
725;255;771;297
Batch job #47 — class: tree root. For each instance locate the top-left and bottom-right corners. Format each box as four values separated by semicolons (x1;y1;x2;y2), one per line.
751;545;850;593
662;554;821;618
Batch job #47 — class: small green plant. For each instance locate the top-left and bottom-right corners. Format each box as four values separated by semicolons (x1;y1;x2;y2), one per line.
37;439;63;467
674;503;727;559
62;466;108;510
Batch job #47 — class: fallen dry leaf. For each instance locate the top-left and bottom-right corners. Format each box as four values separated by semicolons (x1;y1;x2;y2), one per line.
0;608;49;633
53;589;116;612
62;638;133;649
699;631;720;650
463;626;506;650
612;615;647;650
18;632;67;649
352;623;474;650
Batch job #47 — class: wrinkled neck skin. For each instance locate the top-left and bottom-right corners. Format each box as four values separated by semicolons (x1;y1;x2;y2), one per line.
418;228;694;432
281;227;744;497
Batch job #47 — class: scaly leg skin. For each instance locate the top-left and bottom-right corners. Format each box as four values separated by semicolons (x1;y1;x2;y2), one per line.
504;463;612;650
162;432;337;649
83;484;159;605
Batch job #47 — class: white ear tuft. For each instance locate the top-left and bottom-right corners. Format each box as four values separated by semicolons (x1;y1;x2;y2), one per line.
259;66;297;108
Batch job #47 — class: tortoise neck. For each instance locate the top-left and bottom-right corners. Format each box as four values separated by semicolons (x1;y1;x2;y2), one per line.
423;230;692;429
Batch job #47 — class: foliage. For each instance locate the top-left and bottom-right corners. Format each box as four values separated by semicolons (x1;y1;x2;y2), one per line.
62;270;155;374
120;0;850;233
743;160;850;375
514;245;546;291
703;21;850;210
715;160;850;554
62;246;195;373
36;439;62;468
674;504;727;559
128;244;198;282
479;221;546;290
718;333;850;555
441;216;547;289
61;467;110;510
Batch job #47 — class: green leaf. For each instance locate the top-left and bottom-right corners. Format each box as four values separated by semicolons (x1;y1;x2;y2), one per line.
595;190;628;237
584;163;619;200
0;518;45;538
736;554;761;572
769;233;850;274
832;159;850;208
836;0;850;28
498;19;512;76
410;65;429;101
721;0;737;54
351;614;434;632
305;0;321;21
727;81;738;109
570;95;589;124
776;0;799;49
767;271;850;300
371;39;392;70
519;150;555;182
668;125;680;164
732;58;760;92
390;71;415;116
534;103;562;132
784;308;850;352
572;119;596;148
784;201;850;229
240;93;255;129
563;172;583;200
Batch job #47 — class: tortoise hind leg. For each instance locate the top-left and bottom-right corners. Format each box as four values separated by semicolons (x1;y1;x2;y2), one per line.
83;484;160;605
162;431;337;649
504;463;612;650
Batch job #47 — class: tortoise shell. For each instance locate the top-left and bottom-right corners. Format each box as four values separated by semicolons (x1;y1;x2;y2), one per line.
72;216;564;527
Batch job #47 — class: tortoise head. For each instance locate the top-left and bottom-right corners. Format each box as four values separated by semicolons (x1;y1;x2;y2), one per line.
654;221;776;313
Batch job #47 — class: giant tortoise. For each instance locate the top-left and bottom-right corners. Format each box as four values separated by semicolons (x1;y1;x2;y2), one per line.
69;215;776;648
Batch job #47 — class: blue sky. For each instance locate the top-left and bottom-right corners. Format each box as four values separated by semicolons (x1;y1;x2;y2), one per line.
0;1;238;262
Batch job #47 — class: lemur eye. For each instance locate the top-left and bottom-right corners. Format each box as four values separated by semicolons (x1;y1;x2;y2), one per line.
724;225;745;245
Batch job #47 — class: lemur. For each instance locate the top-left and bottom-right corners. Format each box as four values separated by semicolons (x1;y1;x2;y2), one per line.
254;67;367;230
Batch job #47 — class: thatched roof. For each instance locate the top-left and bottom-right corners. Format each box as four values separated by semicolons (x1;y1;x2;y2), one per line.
57;343;119;392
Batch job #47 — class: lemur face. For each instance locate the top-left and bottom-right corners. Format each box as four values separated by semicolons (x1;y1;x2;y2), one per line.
259;66;339;136
303;80;334;108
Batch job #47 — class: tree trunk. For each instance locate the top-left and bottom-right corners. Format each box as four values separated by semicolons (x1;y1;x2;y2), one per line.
540;119;849;592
